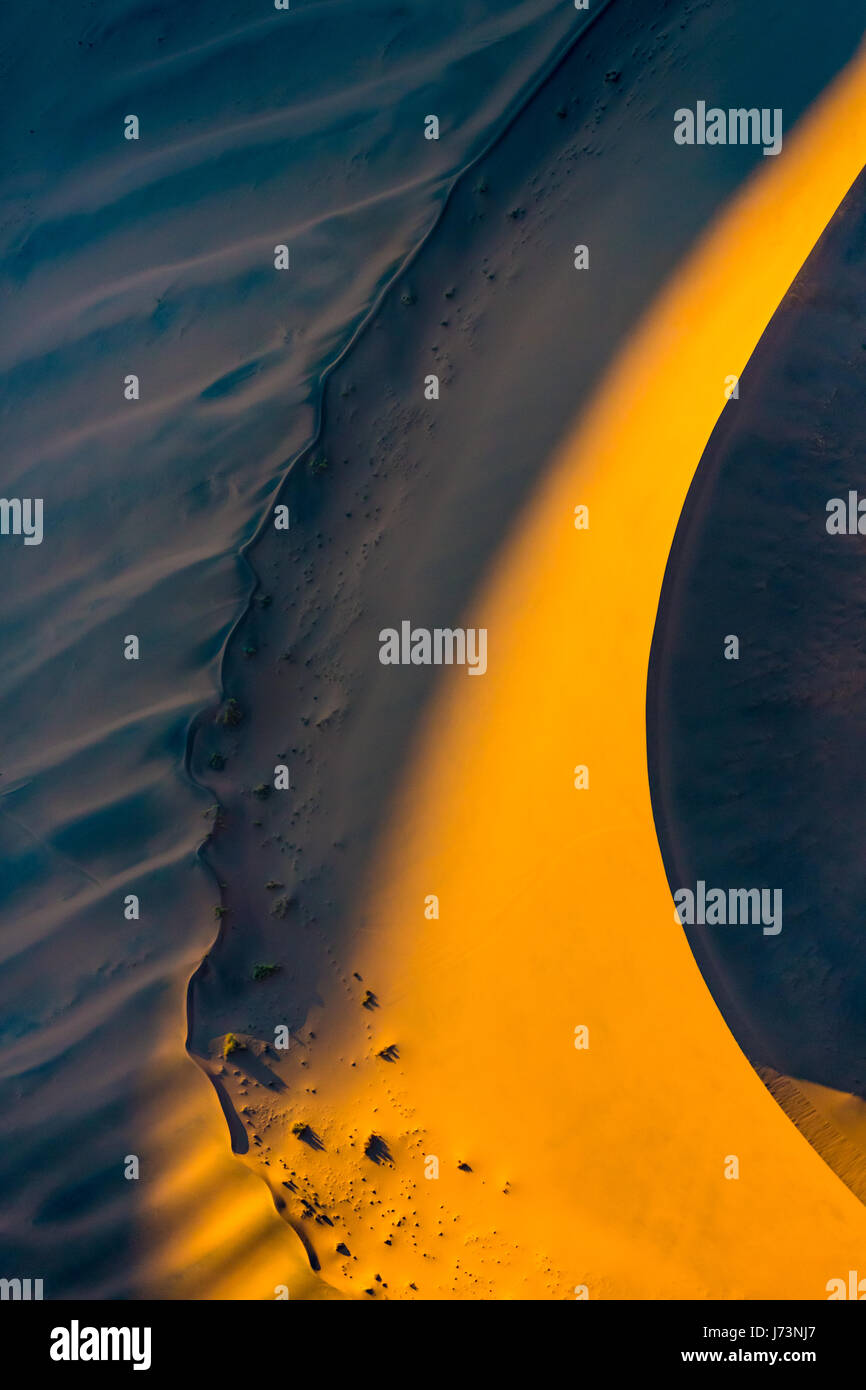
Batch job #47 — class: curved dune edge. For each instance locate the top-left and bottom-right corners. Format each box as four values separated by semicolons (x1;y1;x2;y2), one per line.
136;1023;337;1300
757;1070;866;1208
137;43;866;1298
244;45;866;1299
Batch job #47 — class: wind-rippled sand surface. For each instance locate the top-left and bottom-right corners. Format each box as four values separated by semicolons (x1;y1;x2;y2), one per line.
0;0;588;1297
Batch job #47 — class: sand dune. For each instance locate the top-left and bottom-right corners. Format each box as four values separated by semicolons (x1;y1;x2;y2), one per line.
6;0;866;1299
256;39;866;1298
189;4;866;1296
648;166;866;1109
0;0;587;1297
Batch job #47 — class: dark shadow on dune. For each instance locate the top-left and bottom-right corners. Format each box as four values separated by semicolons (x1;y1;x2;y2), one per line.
231;1050;287;1092
283;1215;322;1273
209;1074;251;1155
364;1133;394;1166
294;1124;326;1152
648;169;866;1113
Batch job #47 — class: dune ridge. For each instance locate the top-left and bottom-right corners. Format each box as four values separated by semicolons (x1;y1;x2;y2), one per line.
0;0;592;1297
646;164;866;1143
757;1070;866;1207
189;6;866;1297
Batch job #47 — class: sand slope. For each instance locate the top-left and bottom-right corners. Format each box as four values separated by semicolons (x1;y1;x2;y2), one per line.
270;38;866;1298
648;167;866;1110
191;7;866;1296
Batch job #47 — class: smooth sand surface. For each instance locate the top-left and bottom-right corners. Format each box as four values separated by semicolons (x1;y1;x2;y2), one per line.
288;42;866;1298
647;167;866;1138
188;19;866;1296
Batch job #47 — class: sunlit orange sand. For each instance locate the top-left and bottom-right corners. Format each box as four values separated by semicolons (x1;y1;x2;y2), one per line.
166;43;866;1297
138;1023;333;1300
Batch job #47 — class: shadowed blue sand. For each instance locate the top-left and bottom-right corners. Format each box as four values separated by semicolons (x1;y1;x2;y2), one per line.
0;0;592;1297
649;168;866;1107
